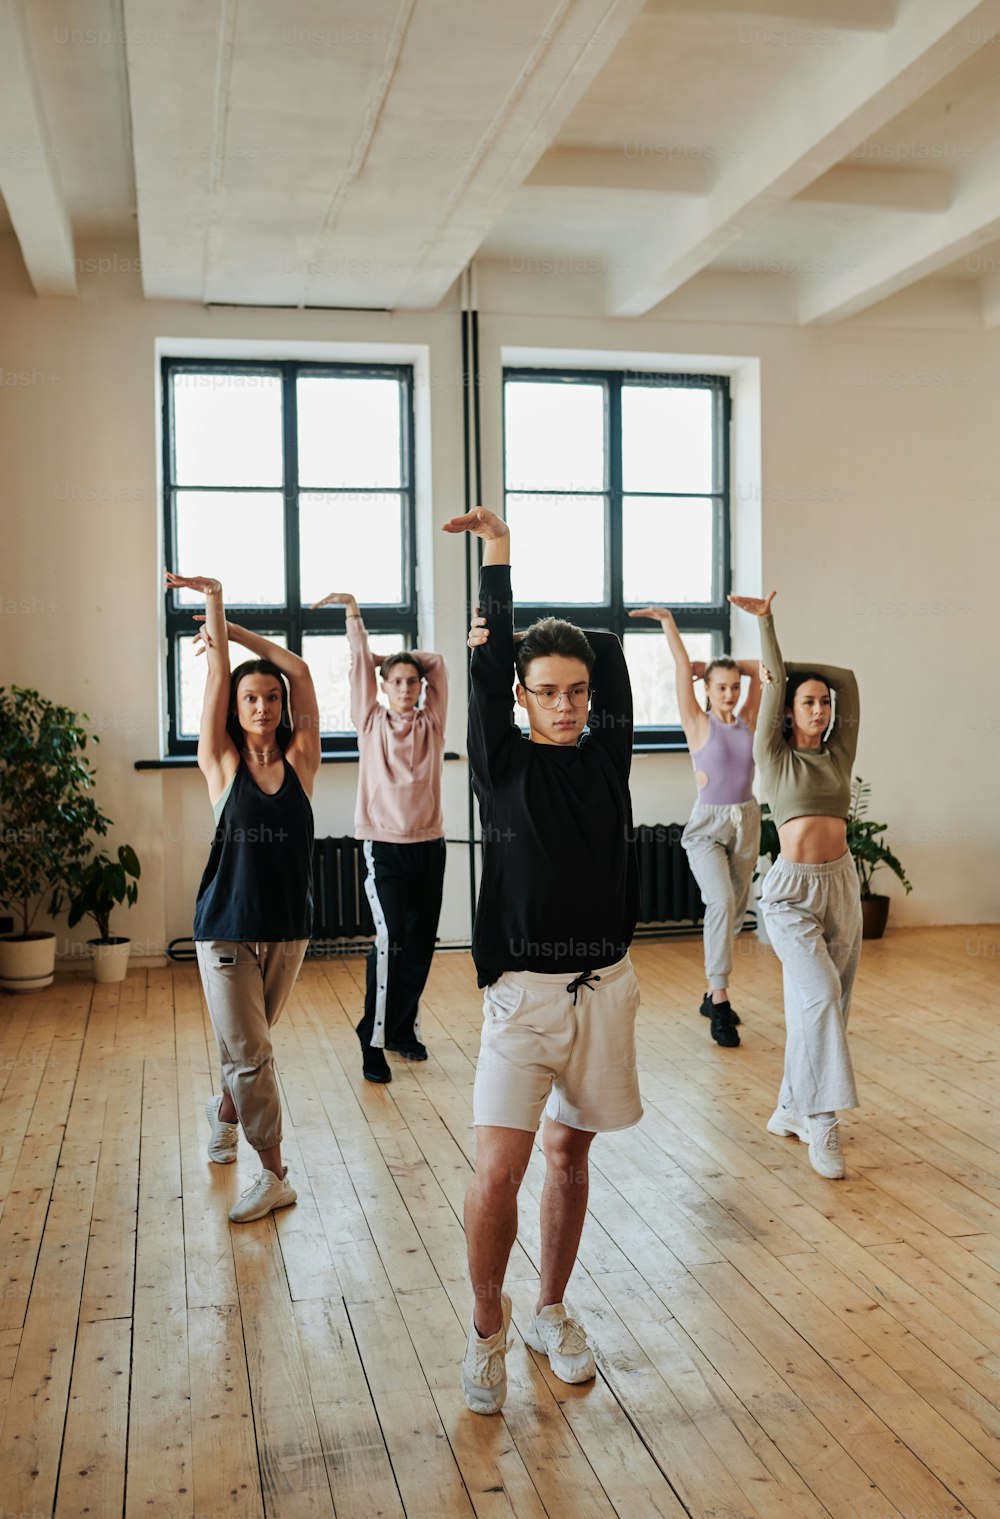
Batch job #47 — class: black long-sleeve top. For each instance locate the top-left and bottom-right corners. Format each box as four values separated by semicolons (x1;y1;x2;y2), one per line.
468;564;639;988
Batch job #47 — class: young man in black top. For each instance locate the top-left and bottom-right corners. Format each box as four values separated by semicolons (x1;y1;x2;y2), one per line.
442;507;642;1415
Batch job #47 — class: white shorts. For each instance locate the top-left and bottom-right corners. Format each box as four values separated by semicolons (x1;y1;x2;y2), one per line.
472;955;643;1134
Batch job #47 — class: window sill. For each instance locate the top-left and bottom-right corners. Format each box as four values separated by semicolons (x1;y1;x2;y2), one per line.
136;751;463;770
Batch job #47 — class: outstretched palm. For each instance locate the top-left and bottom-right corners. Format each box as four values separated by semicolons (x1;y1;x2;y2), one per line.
728;591;776;618
441;507;508;540
629;606;674;625
165;571;221;597
311;591;356;610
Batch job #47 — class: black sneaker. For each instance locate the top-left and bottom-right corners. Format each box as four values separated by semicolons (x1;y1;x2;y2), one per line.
385;1040;428;1062
357;1023;392;1083
700;992;741;1026
709;1001;740;1048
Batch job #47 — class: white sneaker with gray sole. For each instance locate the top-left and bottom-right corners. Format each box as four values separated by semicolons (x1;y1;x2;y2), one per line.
523;1303;596;1384
228;1166;297;1223
205;1094;239;1164
461;1293;512;1415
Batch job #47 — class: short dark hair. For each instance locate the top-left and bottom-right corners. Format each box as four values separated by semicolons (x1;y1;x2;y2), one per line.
379;652;425;682
227;660;292;752
515;617;595;685
782;669;831;742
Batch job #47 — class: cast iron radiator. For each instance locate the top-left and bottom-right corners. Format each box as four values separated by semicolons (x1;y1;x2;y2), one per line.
633;823;705;926
312;835;375;941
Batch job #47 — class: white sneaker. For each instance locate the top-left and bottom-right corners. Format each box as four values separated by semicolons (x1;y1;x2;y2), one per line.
807;1117;845;1180
205;1094;239;1164
461;1293;512;1415
523;1303;596;1384
766;1105;809;1143
228;1166;297;1223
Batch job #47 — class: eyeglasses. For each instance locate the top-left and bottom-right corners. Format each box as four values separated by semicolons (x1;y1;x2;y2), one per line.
522;683;593;710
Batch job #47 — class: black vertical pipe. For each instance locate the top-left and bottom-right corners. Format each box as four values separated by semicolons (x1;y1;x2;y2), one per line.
461;296;479;935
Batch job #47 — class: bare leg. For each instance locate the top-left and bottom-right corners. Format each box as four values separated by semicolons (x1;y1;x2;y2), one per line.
218;1088;238;1124
710;987;730;1003
465;1125;535;1337
537;1118;595;1312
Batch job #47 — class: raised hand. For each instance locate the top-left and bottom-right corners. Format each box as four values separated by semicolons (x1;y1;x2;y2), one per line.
629;606;675;626
690;660;706;681
441;507;509;541
165;571;222;597
728;591;776;618
311;591;359;614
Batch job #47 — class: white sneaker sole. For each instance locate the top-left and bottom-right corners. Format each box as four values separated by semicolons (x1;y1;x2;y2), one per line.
228;1189;297;1224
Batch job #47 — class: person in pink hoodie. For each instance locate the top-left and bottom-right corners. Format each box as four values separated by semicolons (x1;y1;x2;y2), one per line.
313;591;448;1083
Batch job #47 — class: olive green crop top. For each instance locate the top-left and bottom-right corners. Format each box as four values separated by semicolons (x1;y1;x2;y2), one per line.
753;614;860;830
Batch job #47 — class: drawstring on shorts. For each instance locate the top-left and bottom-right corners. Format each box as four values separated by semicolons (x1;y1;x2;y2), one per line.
565;970;601;1004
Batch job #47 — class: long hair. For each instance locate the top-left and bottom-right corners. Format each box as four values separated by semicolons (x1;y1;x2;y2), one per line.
226;660;293;753
515;617;595;685
702;655;739;713
782;669;831;743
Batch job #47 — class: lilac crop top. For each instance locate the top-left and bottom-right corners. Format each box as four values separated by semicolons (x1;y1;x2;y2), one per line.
690;712;755;804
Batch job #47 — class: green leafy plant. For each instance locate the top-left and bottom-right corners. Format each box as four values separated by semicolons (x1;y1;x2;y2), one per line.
0;686;111;937
66;846;141;942
758;803;780;869
847;776;912;901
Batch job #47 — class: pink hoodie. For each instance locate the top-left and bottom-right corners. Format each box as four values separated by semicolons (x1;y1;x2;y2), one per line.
347;616;447;843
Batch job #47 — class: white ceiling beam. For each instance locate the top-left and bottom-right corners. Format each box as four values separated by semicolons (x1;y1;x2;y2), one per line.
525;145;713;196
608;0;1000;316
643;0;897;26
390;0;650;309
796;164;953;213
0;0;76;295
798;167;1000;321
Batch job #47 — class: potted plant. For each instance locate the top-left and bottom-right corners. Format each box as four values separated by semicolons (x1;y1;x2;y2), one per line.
65;846;141;983
0;686;109;992
848;776;912;939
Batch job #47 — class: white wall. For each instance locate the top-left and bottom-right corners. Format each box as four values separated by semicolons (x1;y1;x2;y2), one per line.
1;235;996;964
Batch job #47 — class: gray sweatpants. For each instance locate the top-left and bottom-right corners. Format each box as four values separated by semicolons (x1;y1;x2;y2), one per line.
196;939;308;1151
681;799;761;989
760;852;862;1115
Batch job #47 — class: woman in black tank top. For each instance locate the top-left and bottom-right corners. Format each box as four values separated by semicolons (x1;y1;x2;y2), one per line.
166;571;321;1224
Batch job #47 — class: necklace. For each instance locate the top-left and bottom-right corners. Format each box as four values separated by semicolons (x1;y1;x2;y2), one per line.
242;745;281;765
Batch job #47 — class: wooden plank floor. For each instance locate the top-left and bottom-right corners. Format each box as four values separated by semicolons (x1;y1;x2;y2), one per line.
1;924;999;1519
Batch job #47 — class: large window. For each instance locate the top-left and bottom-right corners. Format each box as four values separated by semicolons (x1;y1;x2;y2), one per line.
162;360;416;755
503;368;731;744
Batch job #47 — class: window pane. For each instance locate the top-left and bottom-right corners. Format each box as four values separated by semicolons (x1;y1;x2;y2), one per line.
624;631;714;728
622;496;713;604
505;494;605;603
297;375;402;488
622;385;713;495
172;371;283;487
505;381;605;491
302;633;353;734
177;630;288;739
174;491;286;606
299;492;404;606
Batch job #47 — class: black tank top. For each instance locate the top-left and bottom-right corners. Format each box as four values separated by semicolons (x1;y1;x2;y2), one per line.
193;758;314;942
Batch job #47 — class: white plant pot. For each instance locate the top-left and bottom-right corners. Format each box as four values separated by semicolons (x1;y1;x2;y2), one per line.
90;937;131;984
0;932;56;992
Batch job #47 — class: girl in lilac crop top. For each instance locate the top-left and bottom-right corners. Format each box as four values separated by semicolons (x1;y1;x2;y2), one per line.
630;606;763;1045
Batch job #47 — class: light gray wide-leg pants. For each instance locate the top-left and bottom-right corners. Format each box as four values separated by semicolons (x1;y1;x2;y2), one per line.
760;852;862;1115
681;799;761;990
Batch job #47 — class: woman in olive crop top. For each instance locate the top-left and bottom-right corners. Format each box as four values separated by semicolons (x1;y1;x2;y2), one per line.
630;606;761;1049
730;590;862;1181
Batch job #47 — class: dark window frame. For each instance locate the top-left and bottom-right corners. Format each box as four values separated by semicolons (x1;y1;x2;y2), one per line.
502;366;732;749
162;357;417;755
